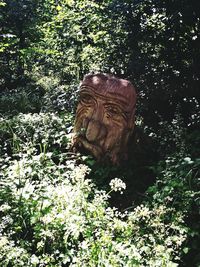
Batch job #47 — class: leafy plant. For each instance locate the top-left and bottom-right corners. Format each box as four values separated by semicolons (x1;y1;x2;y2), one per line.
147;156;200;266
0;152;187;267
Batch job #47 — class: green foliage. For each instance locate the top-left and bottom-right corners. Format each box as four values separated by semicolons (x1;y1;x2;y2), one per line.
0;85;44;115
0;0;200;265
0;108;198;266
41;83;79;114
0;0;45;88
1;0;199;131
0;148;187;267
0;113;72;158
147;156;200;266
148;156;200;211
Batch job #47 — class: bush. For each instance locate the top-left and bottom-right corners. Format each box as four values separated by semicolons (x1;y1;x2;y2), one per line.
41;83;79;114
0;112;189;267
0;152;187;267
0;85;45;115
0;112;73;158
147;156;200;266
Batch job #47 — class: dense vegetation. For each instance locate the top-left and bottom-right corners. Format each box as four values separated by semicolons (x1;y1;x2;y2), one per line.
0;0;200;266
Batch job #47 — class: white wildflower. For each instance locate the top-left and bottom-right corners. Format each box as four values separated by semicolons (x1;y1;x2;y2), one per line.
30;254;39;265
183;157;193;164
71;164;90;182
0;236;9;248
0;204;11;212
42;214;53;224
37;241;45;250
109;178;126;194
80;241;89;250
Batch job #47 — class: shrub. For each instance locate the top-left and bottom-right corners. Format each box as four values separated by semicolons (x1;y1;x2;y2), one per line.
0;112;73;158
147;156;200;266
0;112;189;267
0;85;44;115
0;153;187;267
41;83;79;114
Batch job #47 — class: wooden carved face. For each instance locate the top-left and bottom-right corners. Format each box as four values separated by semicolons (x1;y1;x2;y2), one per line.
73;73;136;164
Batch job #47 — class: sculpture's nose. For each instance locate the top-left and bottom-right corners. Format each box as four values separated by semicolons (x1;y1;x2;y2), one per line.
85;107;106;142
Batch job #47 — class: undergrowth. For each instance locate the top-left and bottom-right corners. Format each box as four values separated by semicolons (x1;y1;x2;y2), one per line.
0;90;199;266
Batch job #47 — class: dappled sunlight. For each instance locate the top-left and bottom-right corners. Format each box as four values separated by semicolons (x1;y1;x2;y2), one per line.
0;0;200;266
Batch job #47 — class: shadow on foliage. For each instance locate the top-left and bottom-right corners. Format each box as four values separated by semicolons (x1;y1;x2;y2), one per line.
83;126;158;211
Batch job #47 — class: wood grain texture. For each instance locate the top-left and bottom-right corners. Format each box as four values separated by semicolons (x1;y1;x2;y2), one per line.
73;73;137;164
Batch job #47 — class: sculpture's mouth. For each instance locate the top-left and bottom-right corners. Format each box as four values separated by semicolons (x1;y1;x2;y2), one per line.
75;136;104;160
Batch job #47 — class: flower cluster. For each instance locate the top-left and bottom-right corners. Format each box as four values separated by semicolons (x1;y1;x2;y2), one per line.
109;178;126;194
0;111;192;266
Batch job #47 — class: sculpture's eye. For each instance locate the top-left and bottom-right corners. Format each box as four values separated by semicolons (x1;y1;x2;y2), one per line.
106;106;121;116
80;93;94;105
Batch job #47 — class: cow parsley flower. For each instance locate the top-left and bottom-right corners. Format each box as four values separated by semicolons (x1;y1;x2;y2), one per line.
109;178;126;194
30;254;39;265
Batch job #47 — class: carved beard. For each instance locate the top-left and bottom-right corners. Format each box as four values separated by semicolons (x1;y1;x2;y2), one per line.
73;87;134;164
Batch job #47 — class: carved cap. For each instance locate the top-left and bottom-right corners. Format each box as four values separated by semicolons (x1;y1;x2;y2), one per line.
80;73;137;113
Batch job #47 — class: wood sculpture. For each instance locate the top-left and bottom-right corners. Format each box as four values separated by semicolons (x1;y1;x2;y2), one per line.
73;73;137;164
